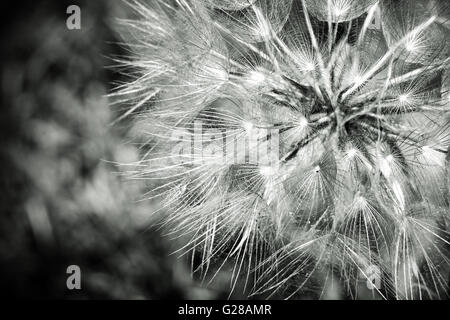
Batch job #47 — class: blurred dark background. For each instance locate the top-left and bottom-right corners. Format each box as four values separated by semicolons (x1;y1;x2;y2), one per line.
0;0;229;299
0;0;394;300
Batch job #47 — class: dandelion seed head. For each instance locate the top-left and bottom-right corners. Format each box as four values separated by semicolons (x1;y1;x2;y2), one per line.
115;0;450;299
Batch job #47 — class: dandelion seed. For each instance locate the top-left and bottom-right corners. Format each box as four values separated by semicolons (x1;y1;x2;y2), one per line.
346;148;357;159
398;94;409;103
242;121;254;134
353;75;363;86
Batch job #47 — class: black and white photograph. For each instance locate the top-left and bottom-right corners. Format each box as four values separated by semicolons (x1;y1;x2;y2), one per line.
1;0;450;306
